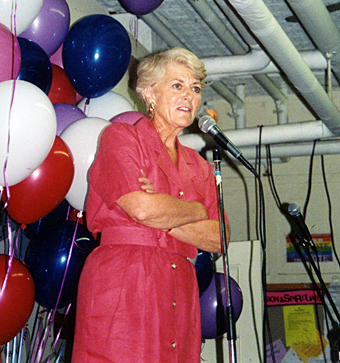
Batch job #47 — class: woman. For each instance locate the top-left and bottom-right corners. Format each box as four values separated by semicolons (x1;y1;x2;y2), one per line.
71;47;229;363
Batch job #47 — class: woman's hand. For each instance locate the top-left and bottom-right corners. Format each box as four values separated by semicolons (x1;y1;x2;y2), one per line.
138;169;155;193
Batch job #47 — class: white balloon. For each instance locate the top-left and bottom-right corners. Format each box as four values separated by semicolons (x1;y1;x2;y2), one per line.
77;91;134;121
60;117;111;211
0;0;43;35
0;80;56;186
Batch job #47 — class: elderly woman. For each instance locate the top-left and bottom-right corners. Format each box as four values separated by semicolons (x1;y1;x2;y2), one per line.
71;47;229;363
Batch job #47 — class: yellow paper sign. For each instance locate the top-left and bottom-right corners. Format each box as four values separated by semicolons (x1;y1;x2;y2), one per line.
293;331;328;363
283;305;318;346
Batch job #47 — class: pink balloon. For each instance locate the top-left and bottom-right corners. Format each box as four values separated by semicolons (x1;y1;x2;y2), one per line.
109;111;147;125
20;0;70;57
0;23;21;82
50;43;64;68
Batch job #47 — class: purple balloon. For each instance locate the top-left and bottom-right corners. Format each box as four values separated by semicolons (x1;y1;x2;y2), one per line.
200;272;243;339
118;0;164;15
20;0;70;57
110;111;147;126
54;103;86;136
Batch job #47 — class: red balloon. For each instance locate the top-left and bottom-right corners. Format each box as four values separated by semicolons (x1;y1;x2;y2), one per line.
4;136;74;224
48;64;76;104
0;255;35;345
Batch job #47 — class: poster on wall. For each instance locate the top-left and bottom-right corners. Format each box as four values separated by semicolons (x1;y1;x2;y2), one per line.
286;233;333;263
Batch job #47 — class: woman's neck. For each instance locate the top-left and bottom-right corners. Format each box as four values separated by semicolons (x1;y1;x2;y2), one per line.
151;118;179;167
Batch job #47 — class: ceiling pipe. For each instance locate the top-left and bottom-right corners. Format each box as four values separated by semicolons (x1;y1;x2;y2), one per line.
214;0;327;75
241;140;340;159
179;120;335;151
202;45;270;76
228;0;340;135
202;139;340;165
275;85;288;125
139;12;187;49
286;0;340;84
203;49;327;79
206;80;245;119
215;0;258;47
234;84;246;129
186;0;287;106
141;12;245;109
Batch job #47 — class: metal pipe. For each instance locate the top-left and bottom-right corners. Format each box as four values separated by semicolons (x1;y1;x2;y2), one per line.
228;0;340;134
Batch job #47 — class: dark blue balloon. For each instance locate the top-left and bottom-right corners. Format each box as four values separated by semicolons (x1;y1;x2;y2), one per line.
195;250;214;296
62;15;131;98
25;220;97;309
17;37;52;94
23;199;71;241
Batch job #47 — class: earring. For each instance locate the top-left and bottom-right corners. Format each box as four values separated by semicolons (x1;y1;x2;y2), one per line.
148;102;155;119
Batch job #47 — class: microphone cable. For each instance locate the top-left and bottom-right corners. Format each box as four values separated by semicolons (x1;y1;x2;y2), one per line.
253;125;276;363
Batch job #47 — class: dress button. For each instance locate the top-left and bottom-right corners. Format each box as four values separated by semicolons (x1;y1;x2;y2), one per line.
171;263;177;269
173;301;176;307
179;190;184;197
172;342;176;349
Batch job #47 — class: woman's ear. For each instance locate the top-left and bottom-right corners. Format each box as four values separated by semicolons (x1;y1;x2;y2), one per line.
144;85;154;105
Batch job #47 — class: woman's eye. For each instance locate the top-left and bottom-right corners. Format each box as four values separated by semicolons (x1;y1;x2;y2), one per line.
193;86;201;93
173;83;181;89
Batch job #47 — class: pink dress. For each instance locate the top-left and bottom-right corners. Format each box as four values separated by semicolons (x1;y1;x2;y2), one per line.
71;117;222;363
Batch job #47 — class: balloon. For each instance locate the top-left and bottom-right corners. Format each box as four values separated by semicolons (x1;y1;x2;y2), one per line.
0;80;56;186
110;111;146;125
48;64;76;105
0;0;43;35
118;0;164;15
0;23;21;82
200;272;243;339
3;136;74;225
22;199;71;240
195;250;214;296
25;221;97;309
17;37;52;94
77;92;134;121
50;43;63;68
62;15;131;98
19;0;70;57
54;103;86;136
60;117;111;211
0;255;35;345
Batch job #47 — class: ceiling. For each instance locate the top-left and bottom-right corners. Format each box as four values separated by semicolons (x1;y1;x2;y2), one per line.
92;0;340;157
95;0;340;101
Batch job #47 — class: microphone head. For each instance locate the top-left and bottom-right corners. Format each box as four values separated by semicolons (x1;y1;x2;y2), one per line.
288;202;301;216
198;115;216;134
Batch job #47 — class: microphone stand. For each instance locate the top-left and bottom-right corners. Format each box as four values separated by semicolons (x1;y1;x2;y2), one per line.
293;233;340;362
213;144;237;363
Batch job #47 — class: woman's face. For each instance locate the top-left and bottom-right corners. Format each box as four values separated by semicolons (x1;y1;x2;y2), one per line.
147;63;202;131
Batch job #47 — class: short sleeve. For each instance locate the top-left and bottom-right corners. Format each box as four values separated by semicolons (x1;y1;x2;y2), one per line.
89;123;145;209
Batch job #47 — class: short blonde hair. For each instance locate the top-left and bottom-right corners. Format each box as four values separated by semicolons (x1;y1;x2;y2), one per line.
136;47;207;104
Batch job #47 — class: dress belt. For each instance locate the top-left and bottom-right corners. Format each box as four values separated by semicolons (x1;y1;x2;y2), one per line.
100;226;197;260
100;226;162;247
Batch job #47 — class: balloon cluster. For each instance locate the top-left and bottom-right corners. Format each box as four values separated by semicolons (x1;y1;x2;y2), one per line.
1;0;229;350
0;0;139;217
0;0;153;348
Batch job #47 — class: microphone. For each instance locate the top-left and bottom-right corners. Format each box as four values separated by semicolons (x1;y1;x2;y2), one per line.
288;202;318;255
198;115;255;172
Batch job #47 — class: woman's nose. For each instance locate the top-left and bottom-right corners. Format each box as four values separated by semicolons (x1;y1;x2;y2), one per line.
182;87;193;99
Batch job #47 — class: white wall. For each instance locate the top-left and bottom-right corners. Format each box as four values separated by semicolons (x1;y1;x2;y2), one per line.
210;91;340;285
